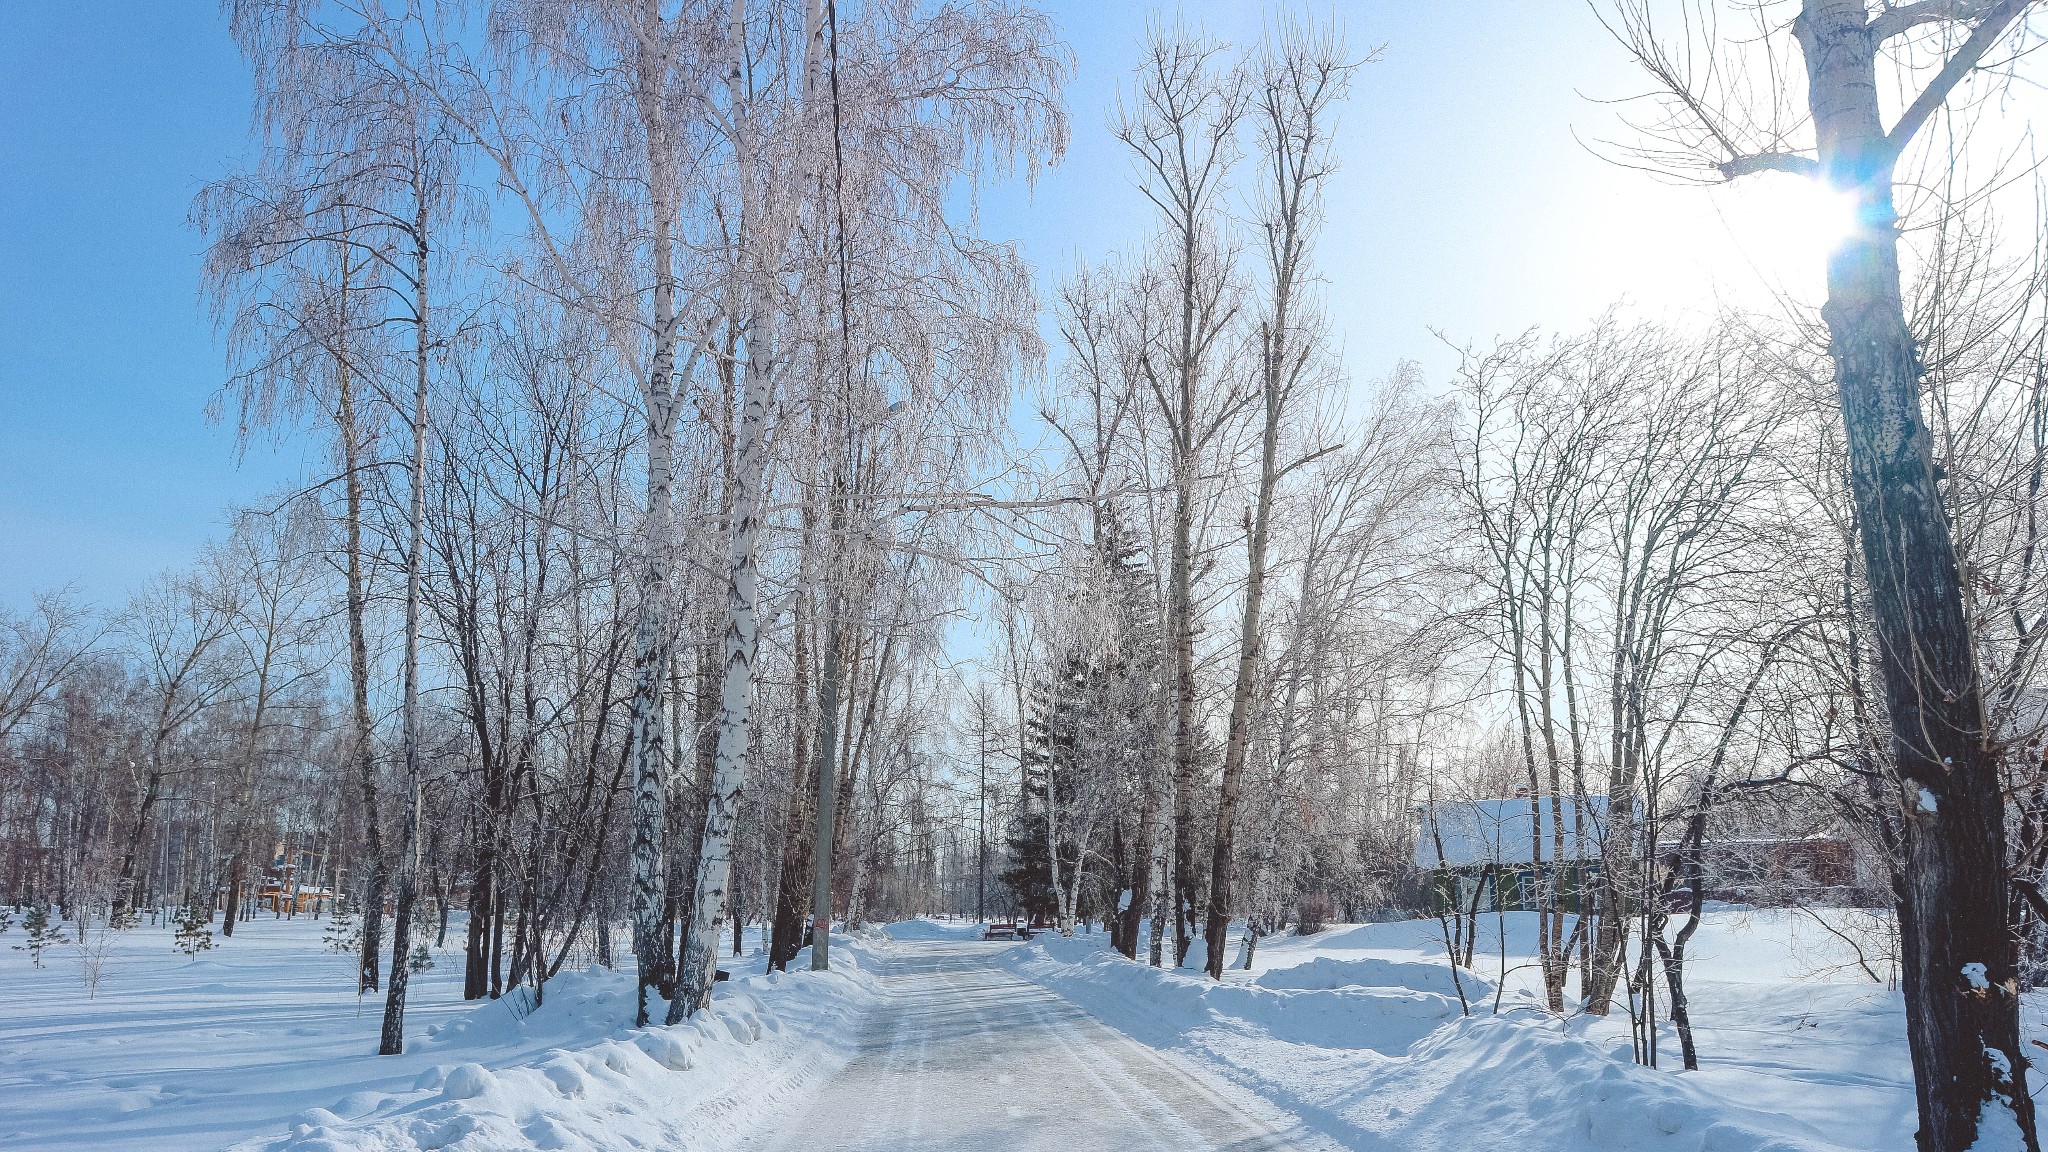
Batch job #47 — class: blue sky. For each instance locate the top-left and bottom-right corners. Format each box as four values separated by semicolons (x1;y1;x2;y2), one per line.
2;3;309;610
0;2;1811;612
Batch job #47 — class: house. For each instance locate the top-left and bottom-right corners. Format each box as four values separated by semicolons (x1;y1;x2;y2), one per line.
255;846;336;916
1658;834;1871;905
1414;795;1614;914
1415;796;1880;914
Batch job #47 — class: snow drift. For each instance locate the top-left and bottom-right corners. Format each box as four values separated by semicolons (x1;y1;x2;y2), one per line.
236;946;879;1152
1004;926;1884;1152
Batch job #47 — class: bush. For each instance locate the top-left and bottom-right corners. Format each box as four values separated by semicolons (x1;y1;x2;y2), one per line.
1295;894;1333;937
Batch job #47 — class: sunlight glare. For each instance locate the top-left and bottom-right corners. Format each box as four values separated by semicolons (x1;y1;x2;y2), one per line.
1714;174;1862;291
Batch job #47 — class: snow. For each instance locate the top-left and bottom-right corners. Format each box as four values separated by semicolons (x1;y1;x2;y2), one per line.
997;909;2032;1151
0;912;882;1152
1253;954;1492;1000
1975;1098;2031;1152
9;908;2048;1151
1965;961;1991;990
742;935;1324;1151
876;917;990;942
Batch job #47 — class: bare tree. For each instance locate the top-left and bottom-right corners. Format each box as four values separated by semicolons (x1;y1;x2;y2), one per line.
1202;15;1355;979
108;578;235;923
1115;21;1249;966
1608;3;2045;1144
0;592;98;750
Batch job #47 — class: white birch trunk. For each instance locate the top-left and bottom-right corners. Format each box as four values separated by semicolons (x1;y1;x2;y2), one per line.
625;0;686;1029
674;0;828;1020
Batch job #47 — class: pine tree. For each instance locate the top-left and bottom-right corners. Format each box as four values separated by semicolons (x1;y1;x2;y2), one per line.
174;899;214;958
408;940;434;973
14;905;65;969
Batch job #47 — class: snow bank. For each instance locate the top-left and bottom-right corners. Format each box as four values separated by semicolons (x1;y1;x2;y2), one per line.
1253;954;1492;1001
1005;927;1888;1152
0;915;878;1152
1015;935;1467;1056
878;917;989;942
235;945;880;1152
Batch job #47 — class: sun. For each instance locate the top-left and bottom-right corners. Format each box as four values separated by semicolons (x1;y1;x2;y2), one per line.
1710;172;1863;290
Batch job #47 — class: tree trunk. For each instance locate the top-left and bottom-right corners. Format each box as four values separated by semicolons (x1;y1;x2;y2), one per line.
1168;443;1198;967
112;767;164;923
674;287;773;1016
808;583;848;969
464;804;496;999
672;11;811;1000
1795;3;2037;1146
377;186;429;1058
627;192;679;1030
338;273;384;996
1205;407;1279;976
769;590;815;972
222;852;246;938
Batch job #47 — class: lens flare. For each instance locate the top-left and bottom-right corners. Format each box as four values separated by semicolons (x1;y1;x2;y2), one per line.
1723;174;1863;276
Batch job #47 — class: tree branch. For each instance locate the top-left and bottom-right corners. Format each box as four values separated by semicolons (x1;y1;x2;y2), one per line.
1872;0;2002;43
1883;0;2035;163
1716;151;1821;180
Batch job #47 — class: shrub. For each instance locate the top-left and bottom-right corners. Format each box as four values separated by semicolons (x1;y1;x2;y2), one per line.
1295;894;1333;936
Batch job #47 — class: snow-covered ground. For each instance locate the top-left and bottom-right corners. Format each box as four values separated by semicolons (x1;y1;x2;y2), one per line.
0;913;882;1152
3;906;2030;1150
741;929;1325;1151
1002;908;1976;1151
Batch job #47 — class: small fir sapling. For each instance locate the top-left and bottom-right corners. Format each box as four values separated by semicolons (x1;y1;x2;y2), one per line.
14;905;67;968
174;899;214;958
324;905;362;954
404;898;437;972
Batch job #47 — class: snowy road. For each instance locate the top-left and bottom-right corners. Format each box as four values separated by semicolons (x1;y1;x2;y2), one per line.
741;939;1319;1152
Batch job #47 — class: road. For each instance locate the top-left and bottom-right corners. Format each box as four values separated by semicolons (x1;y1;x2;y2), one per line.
740;938;1318;1152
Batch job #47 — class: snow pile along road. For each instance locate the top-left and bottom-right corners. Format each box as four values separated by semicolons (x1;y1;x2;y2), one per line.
2;912;903;1152
238;943;881;1152
1003;929;1874;1152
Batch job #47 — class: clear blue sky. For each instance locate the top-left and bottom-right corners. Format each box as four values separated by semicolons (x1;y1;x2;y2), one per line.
0;2;1800;612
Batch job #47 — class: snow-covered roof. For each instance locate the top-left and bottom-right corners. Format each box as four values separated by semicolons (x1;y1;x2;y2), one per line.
1414;797;1612;869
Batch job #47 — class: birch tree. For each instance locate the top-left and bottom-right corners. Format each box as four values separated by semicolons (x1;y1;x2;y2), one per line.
676;0;1066;1014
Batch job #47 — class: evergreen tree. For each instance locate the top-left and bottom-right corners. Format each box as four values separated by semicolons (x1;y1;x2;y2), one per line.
324;906;362;955
14;905;65;968
1003;652;1106;928
174;898;214;958
998;809;1057;922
